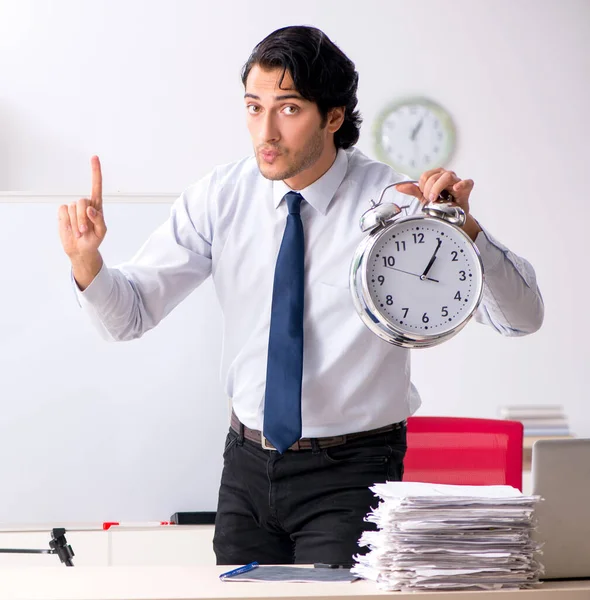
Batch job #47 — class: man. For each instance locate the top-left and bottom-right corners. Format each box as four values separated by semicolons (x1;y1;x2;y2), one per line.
58;26;543;565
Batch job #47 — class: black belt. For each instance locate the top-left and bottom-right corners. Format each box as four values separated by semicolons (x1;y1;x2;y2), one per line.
230;410;406;451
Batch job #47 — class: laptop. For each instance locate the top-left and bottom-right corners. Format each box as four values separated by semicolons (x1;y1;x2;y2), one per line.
531;438;590;579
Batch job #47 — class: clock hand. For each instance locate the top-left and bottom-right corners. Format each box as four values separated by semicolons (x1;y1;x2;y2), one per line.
420;238;442;280
410;117;424;142
383;265;439;283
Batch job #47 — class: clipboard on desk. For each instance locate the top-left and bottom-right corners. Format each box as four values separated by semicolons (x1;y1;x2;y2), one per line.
220;563;358;583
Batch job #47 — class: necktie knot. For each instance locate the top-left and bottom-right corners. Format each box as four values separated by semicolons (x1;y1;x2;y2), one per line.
285;191;303;215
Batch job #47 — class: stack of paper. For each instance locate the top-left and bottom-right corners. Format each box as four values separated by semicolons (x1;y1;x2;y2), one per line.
352;482;543;591
499;404;570;437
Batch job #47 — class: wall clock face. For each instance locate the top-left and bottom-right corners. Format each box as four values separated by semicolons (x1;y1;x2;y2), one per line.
374;98;456;178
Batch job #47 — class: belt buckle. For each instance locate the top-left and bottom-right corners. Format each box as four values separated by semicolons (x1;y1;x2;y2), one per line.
261;435;276;451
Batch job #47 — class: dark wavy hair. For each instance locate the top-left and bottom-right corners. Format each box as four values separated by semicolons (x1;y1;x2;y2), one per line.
241;26;362;149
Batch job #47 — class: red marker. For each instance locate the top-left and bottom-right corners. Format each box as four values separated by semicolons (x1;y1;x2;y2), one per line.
102;521;173;530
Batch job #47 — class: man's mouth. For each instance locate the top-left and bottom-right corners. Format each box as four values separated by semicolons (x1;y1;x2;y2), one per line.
260;149;280;163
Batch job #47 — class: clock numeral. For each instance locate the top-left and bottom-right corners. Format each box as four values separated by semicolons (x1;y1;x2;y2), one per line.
422;313;429;324
412;233;425;244
382;256;395;267
395;240;406;252
459;270;466;281
402;308;409;318
454;291;462;301
441;306;449;317
386;295;393;305
377;275;385;286
451;251;459;262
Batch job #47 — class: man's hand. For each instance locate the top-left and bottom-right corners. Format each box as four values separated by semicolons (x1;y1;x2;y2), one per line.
58;156;107;289
396;168;481;241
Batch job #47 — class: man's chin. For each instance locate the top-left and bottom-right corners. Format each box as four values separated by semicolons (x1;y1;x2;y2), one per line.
256;158;295;182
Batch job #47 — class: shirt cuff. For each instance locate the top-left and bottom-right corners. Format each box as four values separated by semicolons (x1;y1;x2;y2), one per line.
473;226;509;272
72;262;114;309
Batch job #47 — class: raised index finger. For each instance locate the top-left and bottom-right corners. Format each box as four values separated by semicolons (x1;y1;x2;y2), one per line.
90;155;103;209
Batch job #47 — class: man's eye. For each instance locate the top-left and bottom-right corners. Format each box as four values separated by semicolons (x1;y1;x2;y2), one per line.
283;106;300;115
247;105;260;114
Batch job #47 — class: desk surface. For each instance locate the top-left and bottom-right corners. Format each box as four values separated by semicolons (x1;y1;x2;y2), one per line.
0;566;588;600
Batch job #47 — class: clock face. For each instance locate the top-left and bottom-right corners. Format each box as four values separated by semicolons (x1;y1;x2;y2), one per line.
364;217;483;339
374;98;455;178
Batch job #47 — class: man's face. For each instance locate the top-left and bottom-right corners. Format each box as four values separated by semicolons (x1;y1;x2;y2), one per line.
244;65;329;182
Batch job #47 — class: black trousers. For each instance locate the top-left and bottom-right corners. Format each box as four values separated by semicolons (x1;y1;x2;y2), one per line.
213;423;407;565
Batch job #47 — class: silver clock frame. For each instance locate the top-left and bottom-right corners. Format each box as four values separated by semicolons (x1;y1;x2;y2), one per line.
349;186;484;349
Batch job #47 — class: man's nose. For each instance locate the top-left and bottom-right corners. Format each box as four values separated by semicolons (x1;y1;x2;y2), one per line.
259;113;280;144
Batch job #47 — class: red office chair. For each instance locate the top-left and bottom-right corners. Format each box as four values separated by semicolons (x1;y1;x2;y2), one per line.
404;416;523;491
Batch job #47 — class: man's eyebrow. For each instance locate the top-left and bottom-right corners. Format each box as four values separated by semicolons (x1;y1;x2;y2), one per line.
244;93;306;101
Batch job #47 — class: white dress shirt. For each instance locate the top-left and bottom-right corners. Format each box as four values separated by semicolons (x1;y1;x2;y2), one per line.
77;148;544;437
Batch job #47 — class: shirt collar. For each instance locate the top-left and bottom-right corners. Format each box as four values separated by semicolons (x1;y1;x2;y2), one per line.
272;148;348;216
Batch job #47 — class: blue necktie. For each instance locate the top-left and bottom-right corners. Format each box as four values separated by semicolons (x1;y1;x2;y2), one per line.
263;191;305;453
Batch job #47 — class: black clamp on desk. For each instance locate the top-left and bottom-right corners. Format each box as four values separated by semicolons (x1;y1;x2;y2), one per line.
0;527;74;566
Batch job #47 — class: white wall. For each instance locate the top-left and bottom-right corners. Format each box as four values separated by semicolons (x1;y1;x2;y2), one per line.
0;0;588;462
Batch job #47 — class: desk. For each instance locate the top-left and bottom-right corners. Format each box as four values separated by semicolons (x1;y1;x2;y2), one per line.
0;566;587;600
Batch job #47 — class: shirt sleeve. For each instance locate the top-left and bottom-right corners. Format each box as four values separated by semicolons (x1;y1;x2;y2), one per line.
73;172;217;341
473;225;544;336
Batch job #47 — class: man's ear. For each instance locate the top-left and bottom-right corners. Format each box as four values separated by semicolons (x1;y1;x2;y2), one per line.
327;107;345;133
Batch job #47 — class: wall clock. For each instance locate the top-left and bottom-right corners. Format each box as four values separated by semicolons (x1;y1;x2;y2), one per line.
374;97;456;178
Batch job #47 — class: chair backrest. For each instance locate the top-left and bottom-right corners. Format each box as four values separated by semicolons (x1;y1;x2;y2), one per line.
404;416;523;491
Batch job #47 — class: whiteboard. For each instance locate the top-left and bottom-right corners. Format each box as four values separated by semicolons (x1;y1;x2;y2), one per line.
0;197;227;524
